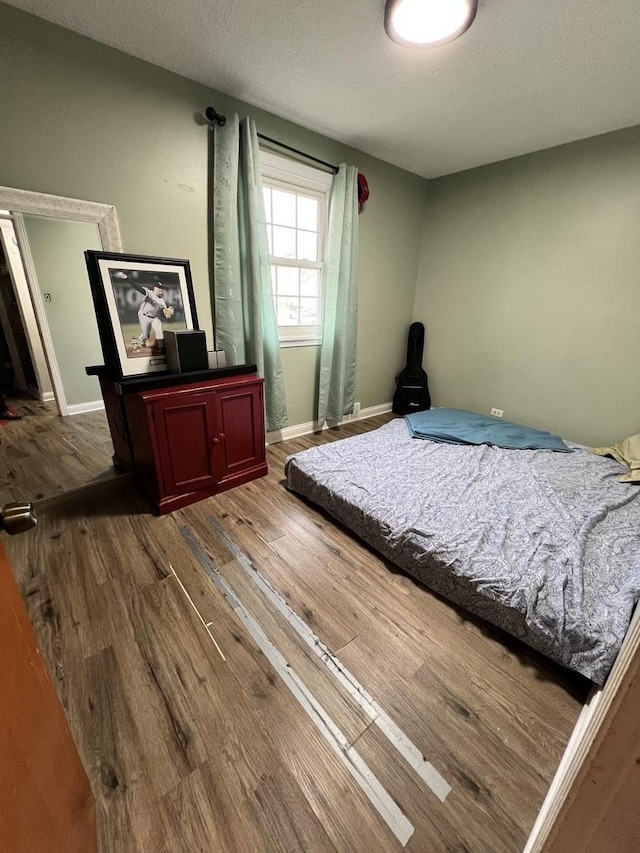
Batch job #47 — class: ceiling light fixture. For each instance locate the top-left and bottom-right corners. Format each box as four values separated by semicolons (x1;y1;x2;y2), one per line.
385;0;478;48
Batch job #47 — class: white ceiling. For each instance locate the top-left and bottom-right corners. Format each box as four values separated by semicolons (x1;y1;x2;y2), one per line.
6;0;640;178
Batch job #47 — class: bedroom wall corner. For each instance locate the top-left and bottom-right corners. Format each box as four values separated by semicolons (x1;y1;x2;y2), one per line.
412;126;640;446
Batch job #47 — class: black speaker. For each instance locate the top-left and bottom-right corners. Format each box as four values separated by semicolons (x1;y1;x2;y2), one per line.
164;330;208;373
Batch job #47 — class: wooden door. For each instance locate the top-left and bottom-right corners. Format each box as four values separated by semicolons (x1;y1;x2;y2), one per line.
0;541;97;853
152;391;219;495
213;378;267;489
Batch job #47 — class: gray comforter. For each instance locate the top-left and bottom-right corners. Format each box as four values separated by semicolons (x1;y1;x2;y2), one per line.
285;418;640;684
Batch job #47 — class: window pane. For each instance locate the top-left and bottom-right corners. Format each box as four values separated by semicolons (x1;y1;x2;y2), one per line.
297;230;317;261
297;196;318;231
300;268;319;297
273;225;296;258
277;296;299;325
272;189;296;227
263;187;272;222
276;266;299;296
262;161;329;341
300;297;321;325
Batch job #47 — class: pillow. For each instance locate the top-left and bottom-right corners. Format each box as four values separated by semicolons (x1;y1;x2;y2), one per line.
590;434;640;483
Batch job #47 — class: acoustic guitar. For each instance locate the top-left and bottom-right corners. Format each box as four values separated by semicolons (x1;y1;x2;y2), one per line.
392;321;431;415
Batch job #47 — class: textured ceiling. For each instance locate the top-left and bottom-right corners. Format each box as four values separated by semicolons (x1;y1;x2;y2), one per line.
5;0;640;178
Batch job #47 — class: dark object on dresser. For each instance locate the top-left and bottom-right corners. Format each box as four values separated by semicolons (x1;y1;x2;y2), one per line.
164;329;208;373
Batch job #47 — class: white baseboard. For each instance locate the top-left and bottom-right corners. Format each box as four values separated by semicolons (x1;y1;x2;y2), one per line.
266;402;392;445
351;402;393;419
40;391;55;402
65;400;105;416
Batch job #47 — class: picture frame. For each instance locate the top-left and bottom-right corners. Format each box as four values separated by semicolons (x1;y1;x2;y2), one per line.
85;250;199;378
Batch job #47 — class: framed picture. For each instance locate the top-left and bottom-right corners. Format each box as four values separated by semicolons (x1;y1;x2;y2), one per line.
85;251;199;378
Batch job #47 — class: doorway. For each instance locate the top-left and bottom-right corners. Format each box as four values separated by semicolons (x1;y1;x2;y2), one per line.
0;215;52;402
0;186;123;504
16;212;105;414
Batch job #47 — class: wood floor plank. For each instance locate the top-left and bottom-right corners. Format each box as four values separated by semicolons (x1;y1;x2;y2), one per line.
17;511;113;679
165;512;373;742
215;519;365;651
353;720;525;853
161;756;339;853
73;645;170;853
412;660;576;782
0;395;115;504
4;413;589;853
159;528;403;851
243;763;338;853
161;761;263;853
176;501;363;653
337;634;574;844
338;556;586;726
212;555;373;743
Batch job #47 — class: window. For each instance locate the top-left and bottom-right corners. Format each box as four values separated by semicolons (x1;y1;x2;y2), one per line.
261;151;333;346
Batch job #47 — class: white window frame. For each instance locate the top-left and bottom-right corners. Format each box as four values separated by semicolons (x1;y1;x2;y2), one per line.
260;150;333;347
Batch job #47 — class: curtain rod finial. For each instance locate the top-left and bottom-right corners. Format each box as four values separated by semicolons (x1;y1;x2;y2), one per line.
205;106;227;126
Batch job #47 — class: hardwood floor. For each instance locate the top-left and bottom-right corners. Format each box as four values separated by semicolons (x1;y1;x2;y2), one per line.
5;415;589;852
0;395;116;504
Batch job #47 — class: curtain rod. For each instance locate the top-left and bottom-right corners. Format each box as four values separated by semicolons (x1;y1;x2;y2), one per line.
204;106;339;174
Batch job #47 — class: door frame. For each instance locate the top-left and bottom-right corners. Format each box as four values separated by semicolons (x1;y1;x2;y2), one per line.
0;216;51;398
524;602;640;851
0;186;122;415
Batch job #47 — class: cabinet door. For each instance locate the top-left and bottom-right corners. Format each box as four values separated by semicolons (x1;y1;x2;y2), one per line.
213;380;266;487
152;392;219;495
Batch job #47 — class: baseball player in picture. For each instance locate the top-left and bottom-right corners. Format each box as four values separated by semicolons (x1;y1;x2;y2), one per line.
130;279;175;349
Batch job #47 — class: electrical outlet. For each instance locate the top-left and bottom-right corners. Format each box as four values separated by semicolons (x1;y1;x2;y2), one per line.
491;407;504;418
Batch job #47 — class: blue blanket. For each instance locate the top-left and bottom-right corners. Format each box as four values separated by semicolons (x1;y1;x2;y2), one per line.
405;408;570;452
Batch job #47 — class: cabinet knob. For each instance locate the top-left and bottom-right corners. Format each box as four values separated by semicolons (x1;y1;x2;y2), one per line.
212;436;220;445
219;433;226;441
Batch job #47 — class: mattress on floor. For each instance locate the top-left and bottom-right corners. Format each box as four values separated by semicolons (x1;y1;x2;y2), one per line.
285;418;640;684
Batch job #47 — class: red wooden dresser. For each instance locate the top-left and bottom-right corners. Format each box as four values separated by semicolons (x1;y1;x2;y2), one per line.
89;365;267;514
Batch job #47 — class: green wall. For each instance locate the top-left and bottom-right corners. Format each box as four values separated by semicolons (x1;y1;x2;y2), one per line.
22;215;103;407
413;127;640;446
0;3;427;424
5;3;635;440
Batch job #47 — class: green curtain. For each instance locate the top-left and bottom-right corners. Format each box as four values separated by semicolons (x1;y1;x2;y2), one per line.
212;114;288;432
317;164;359;424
